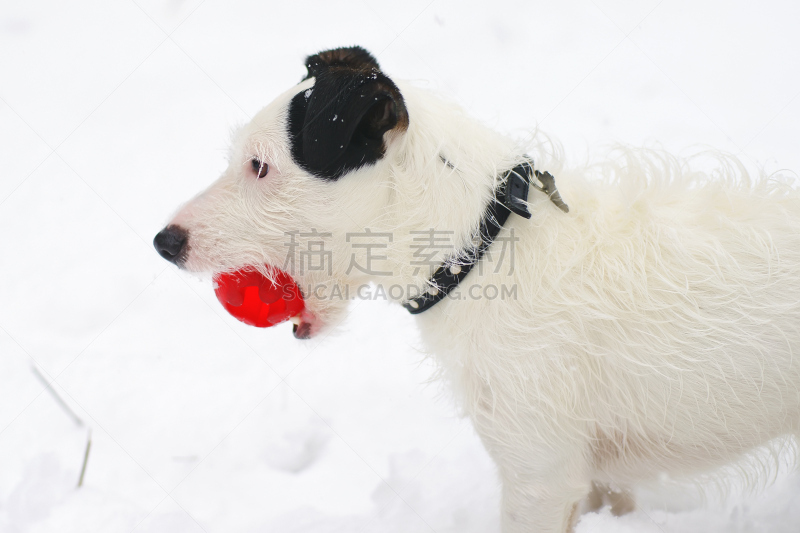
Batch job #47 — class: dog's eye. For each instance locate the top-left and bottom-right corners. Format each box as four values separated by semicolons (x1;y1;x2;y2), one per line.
250;158;269;179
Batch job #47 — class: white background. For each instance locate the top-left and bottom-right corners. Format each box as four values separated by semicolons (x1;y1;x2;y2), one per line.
1;1;800;532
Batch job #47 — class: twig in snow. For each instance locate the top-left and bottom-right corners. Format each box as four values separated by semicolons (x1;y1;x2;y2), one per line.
30;365;93;488
78;429;92;488
31;365;84;427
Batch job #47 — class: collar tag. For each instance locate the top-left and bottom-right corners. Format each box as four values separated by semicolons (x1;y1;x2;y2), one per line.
501;164;533;219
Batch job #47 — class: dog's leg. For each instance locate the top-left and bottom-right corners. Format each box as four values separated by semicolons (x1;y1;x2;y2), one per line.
607;487;635;516
471;392;590;532
480;438;589;533
499;471;589;533
583;481;605;513
583;482;635;516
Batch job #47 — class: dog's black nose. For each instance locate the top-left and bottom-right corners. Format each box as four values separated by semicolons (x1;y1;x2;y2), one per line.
153;225;188;265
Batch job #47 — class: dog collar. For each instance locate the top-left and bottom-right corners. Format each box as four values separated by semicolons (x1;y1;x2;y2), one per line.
402;157;568;315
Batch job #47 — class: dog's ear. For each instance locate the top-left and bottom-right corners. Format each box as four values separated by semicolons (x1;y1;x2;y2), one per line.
303;46;381;80
288;68;408;181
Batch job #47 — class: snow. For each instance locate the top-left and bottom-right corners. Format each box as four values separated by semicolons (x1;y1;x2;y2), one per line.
1;1;799;532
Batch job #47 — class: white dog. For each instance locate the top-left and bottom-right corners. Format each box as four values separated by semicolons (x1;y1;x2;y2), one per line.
154;46;800;532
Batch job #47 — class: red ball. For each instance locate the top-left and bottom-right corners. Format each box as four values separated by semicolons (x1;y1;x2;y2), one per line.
213;267;304;328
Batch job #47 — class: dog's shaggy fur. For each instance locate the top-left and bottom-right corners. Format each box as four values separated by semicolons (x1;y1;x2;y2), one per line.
156;47;800;532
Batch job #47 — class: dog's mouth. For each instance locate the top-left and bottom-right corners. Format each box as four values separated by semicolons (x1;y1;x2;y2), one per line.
212;267;317;339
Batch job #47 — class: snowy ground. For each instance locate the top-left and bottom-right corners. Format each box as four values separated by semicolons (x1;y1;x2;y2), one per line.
1;1;800;532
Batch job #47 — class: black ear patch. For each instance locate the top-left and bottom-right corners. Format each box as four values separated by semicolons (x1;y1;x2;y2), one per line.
303;46;381;80
288;47;408;181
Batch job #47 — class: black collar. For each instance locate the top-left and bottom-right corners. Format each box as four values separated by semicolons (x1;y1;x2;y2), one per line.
402;157;568;314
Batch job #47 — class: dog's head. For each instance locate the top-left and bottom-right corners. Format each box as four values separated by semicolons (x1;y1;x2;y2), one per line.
153;46;410;338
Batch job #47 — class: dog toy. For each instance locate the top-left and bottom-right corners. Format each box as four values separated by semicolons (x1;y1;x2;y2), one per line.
213;268;304;328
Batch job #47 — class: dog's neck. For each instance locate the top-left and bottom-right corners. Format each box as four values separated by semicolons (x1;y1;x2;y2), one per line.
349;84;552;303
402;158;571;313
